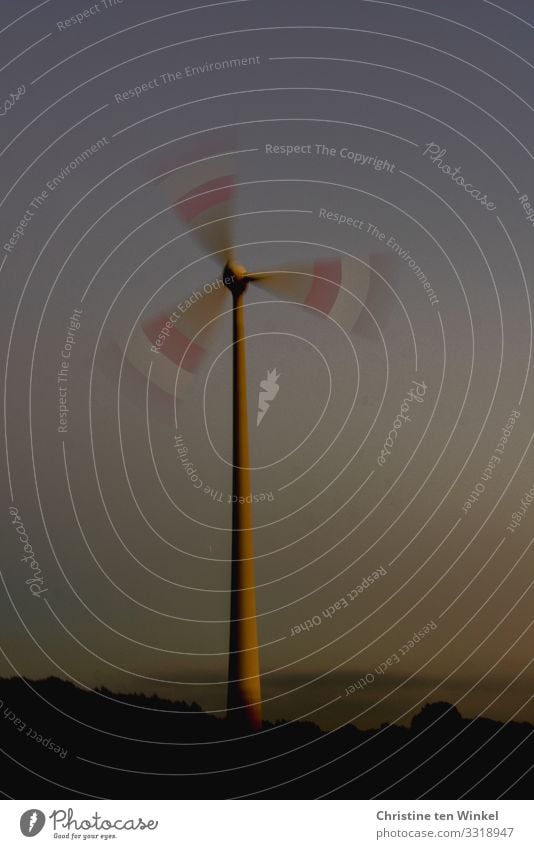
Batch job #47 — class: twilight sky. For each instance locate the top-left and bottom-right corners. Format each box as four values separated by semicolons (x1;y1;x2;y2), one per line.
2;0;534;730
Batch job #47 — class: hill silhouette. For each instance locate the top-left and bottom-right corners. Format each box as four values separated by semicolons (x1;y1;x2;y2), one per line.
0;677;532;798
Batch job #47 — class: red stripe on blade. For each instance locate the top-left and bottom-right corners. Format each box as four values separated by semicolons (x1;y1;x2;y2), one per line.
305;259;342;314
105;342;174;410
143;316;205;372
176;176;235;221
352;254;397;336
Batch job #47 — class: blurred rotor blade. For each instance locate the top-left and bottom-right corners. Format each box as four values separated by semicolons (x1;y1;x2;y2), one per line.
153;138;238;264
251;258;369;331
353;254;399;338
251;254;397;335
250;262;328;308
102;280;229;411
101;341;174;414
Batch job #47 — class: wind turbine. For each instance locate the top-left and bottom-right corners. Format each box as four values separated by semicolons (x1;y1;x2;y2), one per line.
105;139;396;731
222;258;265;731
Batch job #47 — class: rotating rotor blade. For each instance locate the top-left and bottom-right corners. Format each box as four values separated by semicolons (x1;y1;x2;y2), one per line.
352;253;399;338
154;138;238;265
250;254;398;335
102;280;229;411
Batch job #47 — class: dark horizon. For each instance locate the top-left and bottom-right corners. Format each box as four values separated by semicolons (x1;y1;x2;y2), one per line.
1;674;532;799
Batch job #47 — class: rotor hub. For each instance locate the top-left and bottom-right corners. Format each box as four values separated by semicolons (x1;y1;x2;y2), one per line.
223;261;249;297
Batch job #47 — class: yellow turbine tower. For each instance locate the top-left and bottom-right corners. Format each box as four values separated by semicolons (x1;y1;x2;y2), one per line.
224;260;262;730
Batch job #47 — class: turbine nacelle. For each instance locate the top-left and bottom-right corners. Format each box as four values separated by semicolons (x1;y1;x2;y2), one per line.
223;259;264;297
223;260;251;298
